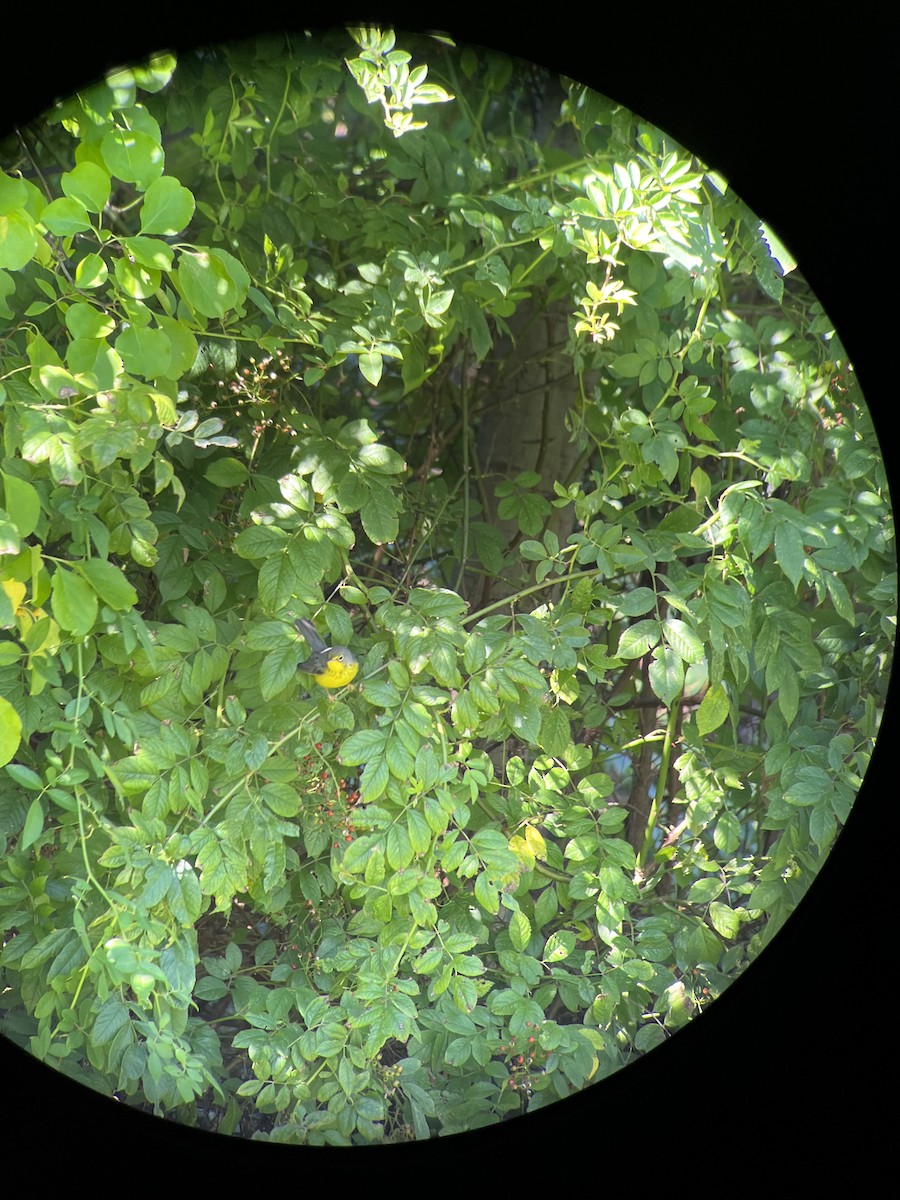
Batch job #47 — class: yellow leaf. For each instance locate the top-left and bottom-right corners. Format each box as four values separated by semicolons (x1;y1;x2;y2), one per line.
508;835;535;870
524;824;547;859
2;578;26;611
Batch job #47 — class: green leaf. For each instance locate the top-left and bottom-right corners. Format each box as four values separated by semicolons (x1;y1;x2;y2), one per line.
662;618;705;664
359;480;401;545
450;976;477;1014
156;315;198;378
533;886;558;929
505;695;542;745
61;161;111;212
635;1024;667;1052
360;843;383;885
759;220;797;275
64;303;115;340
387;865;423;896
1;471;41;538
414;946;444;975
20;929;71;970
193;828;249;910
92;997;130;1046
358;351;384;387
688;877;724;903
77;558;138;611
340;728;388;765
613;352;643;378
259;641;302;699
47;936;88;982
5;762;42;789
21;796;44;850
140;176;196;235
355;442;407;475
51;566;98;635
385;736;415;780
360;756;389;802
74;253;108;288
599;836;633;869
713;811;741;854
617;618;661;659
824;571;855;626
696;682;729;736
774;522;806;590
538;705;570;756
340;834;377;875
471;829;518;871
777;669;799;725
168;864;203;925
508;910;532;952
708;901;741;939
474;871;499;914
257;554;301;615
543;930;575;962
101;128;165;188
204;457;249;487
648;645;684;706
809;802;837;849
65;341;123;393
41;197;92;236
423;796;450;838
114;257;160;300
407;809;432;856
130;53;177;93
262;782;301;818
0;173;29;213
177;248;249;318
452;953;485;977
783;765;833;807
121;235;175;273
614;587;657;616
386;824;414;870
0;209;39;270
677;921;721;969
234;525;288;560
0;515;19;556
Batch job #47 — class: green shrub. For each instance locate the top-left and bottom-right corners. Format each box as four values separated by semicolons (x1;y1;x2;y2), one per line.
0;29;894;1143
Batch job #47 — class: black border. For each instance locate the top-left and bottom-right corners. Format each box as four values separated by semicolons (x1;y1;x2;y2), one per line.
2;8;892;1182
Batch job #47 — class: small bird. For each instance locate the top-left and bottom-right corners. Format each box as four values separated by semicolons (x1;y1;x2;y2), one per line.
294;618;359;689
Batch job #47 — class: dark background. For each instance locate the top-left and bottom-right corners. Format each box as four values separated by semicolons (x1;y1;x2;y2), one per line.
1;7;890;1183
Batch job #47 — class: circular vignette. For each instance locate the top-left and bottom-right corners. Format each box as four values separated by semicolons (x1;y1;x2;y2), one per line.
0;13;893;1175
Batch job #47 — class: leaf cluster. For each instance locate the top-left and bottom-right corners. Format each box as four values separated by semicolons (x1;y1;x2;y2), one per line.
0;31;894;1142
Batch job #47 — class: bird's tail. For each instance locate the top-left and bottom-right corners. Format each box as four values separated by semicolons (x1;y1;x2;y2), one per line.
294;618;327;653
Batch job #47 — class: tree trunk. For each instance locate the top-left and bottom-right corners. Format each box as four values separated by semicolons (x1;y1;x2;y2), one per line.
472;296;584;605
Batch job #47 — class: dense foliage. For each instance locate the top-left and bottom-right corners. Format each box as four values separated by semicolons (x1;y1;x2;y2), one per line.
0;28;894;1143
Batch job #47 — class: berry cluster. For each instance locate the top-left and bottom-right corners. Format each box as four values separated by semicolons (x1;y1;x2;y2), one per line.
499;1022;548;1098
821;369;855;427
298;744;360;849
210;350;300;437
